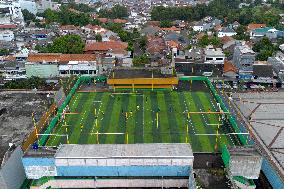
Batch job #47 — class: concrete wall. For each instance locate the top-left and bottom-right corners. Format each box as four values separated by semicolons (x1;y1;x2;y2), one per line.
56;166;190;177
0;146;26;189
25;63;59;78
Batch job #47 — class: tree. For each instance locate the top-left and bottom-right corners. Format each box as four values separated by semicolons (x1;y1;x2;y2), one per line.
99;5;128;19
95;34;102;42
198;35;210;47
48;34;85;54
160;20;172;28
253;37;277;61
234;25;250;41
22;9;36;22
133;54;149;66
0;49;10;56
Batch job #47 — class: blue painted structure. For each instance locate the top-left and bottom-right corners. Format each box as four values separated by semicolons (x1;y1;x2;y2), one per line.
22;157;191;177
57;166;190;177
22;157;55;167
219;93;284;188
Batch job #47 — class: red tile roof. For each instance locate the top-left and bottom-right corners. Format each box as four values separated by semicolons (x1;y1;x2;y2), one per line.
0;24;17;29
160;26;180;32
98;18;108;23
27;53;96;63
220;36;234;44
84;41;128;52
224;60;237;73
113;19;127;24
247;23;266;31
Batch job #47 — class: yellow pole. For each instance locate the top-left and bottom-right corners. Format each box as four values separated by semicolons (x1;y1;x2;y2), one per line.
187;112;190;119
66;135;69;144
186;135;188;143
186;124;189;133
156;112;159;128
96;130;99;144
32;112;39;140
126;132;128;144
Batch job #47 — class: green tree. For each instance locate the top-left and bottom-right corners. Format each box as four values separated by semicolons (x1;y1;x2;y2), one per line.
133;54;149;66
22;9;36;22
0;49;10;56
99;5;128;19
253;37;277;61
48;34;85;54
198;35;210;47
95;34;102;42
234;25;250;41
160;20;172;28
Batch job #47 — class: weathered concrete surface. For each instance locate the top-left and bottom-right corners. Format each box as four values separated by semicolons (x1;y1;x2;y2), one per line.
0;92;49;163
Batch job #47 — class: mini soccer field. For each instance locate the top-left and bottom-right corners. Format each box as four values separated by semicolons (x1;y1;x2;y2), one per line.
44;80;241;152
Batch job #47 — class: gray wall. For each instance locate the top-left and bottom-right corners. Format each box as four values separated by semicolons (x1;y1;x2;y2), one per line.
0;146;26;189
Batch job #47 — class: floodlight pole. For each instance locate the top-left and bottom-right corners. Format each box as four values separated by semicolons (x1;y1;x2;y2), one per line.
32;112;39;140
156;112;159;128
96;130;99;144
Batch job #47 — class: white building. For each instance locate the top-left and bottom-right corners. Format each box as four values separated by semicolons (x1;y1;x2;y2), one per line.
0;30;14;41
192;21;211;32
19;0;37;15
59;61;97;77
204;46;225;64
217;27;237;38
0;0;24;25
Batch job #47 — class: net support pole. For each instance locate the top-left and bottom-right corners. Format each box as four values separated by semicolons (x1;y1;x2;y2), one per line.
156;112;159;128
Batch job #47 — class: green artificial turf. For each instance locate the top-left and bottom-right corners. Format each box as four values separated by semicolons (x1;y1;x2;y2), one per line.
44;82;236;152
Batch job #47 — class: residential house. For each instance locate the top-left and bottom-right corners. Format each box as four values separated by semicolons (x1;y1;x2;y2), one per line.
223;60;238;79
268;51;284;86
160;26;181;34
174;47;224;77
217;27;237;38
204;46;225;64
25;53;97;78
247;23;266;32
192;21;211;32
140;25;160;36
232;21;240;29
84;41;128;54
252;61;277;84
60;25;80;35
81;24;107;35
232;43;255;79
0;30;14;41
250;27;278;39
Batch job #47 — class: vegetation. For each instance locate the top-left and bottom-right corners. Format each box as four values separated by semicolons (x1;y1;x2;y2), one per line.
133;54;149;66
0;49;10;56
45;81;236;153
4;77;45;89
95;34;102;42
234;25;250;41
43;6;92;26
151;0;283;28
99;5;128;19
198;35;221;47
36;34;85;54
159;20;173;28
253;37;278;61
22;9;36;22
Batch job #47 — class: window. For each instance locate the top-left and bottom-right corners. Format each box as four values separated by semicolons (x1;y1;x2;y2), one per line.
206;57;213;61
216;58;224;60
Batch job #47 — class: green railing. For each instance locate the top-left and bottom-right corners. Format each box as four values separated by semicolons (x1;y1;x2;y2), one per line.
39;76;92;145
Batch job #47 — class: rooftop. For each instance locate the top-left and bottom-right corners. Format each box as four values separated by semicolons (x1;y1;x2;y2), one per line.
27;53;96;63
84;41;128;52
109;68;175;79
233;92;284;178
55;144;193;159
